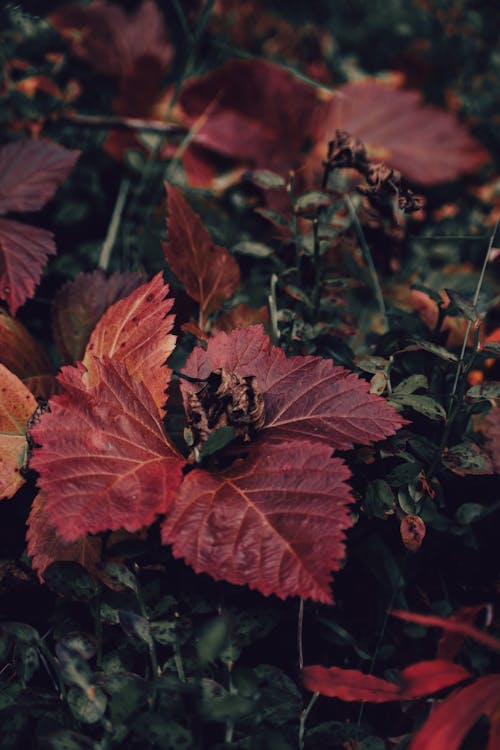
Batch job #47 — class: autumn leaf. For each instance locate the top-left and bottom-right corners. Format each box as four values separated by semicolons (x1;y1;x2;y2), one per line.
0;308;56;399
29;359;185;542
409;674;500;750
181;325;407;450
400;514;426;553
27;493;102;581
390;609;500;654
162;440;353;603
0;139;80;314
0;364;38;501
481;407;500;473
52;269;145;364
0;138;80;214
82;273;176;416
302;660;471;701
163;183;240;325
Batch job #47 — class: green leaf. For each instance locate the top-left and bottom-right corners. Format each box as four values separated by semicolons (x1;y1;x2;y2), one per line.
98;561;138;593
410;340;458;363
150;619;178;646
196;615;230;666
248;170;286;189
390;394;446;420
107;674;148;724
119;610;153;647
44;731;98;750
43;562;98;601
67;686;107;724
232;241;274;257
445;288;479;322
442;442;493;475
315;616;371;659
57;633;97;660
483;342;500;357
392;374;428;395
199;426;236;459
294;191;331;216
467;382;500;399
251;664;302;726
454;502;486;524
386;462;423;487
354;355;389;374
199;679;254;723
132;715;193;749
363;479;395;519
1;622;39;643
14;642;39;683
55;643;92;690
284;284;314;308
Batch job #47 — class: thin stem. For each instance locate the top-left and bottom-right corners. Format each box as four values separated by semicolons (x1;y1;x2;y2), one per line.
268;273;279;344
61;112;186;136
298;692;319;750
297;598;304;671
98;176;131;271
345;194;387;332
169;0;215;108
170;0;194;44
311;217;322;322
173;634;186;683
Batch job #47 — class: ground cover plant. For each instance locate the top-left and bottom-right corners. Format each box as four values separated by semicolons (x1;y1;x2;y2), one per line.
0;1;499;748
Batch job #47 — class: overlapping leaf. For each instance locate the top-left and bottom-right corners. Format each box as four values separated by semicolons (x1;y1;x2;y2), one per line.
162;440;353;602
0;364;38;501
30;359;184;542
52;269;145;364
0;308;56;399
301;660;471;701
181;325;406;449
163;184;240;323
27;493;102;580
481;407;500;473
82;273;176;416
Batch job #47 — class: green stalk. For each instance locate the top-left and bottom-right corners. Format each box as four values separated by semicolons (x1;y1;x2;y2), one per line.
98;176;131;271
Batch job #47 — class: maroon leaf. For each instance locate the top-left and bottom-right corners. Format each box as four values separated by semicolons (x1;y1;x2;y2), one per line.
163;183;240;322
0;139;80;215
409;674;500;750
302;660;471;702
391;609;500;654
50;0;172;79
482;407;500;473
162;440;353;602
52;269;146;364
30;359;184;542
181;325;406;450
0;218;56;315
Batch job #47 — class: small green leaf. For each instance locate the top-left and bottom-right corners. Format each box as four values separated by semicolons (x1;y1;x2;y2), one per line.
14;642;39;683
467;382;500;399
133;716;193;749
248;170;286;189
442;442;493;475
57;633;97;660
119;610;153;647
98;561;138;593
390;394;446;420
294;190;331;216
55;643;92;690
354;355;389;374
199;426;236;459
67;686;107;724
455;503;486;524
483;342;500;357
232;241;274;257
1;622;39;643
199;679;254;722
43;562;98;601
364;479;395;519
196;615;230;666
445;288;479;322
410;340;458;363
393;374;428;395
386;462;423;487
107;674;148;724
284;284;314;308
44;730;98;750
151;619;178;645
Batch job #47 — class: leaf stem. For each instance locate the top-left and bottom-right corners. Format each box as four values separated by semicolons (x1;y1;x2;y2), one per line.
297;597;304;671
345;194;388;332
268;273;279;344
311;217;322;322
98;176;131;271
61;112;186;136
298;692;318;750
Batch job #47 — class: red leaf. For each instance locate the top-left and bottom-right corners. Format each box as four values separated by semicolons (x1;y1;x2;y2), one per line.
82;273;176;416
50;0;172;79
0;364;38;501
436;605;491;661
0;308;57;399
482;407;500;473
400;514;426;553
316;79;489;185
52;269;145;364
181;325;406;450
162;440;353;602
0;219;56;316
409;674;500;750
163;183;240;321
391;610;500;654
0;139;80;215
30;359;184;542
27;493;102;581
302;660;471;702
213;304;270;334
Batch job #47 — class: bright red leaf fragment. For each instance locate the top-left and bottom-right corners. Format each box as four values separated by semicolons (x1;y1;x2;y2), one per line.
0;364;38;501
162;440;353;603
27;493;102;581
52;269;145;364
83;273;176;416
391;609;500;654
163;184;240;323
30;359;184;542
400;514;426;553
302;660;471;702
0;308;56;399
0;138;80;214
410;674;500;750
181;325;406;450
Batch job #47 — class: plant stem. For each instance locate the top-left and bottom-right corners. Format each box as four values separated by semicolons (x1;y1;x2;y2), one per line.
345;194;388;332
268;273;279;344
61;112;186;136
98;176;131;271
297;597;304;671
298;692;318;750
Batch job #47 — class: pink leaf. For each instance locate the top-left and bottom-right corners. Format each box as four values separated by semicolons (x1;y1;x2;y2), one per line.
302;660;471;702
0;218;56;316
162;440;353;603
181;325;406;450
0;139;80;215
30;359;184;542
